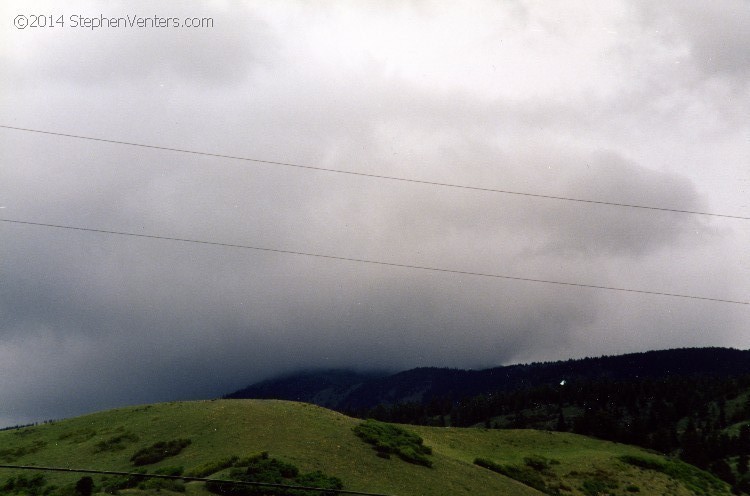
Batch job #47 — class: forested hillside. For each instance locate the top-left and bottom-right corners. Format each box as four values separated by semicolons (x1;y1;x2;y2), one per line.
228;348;750;493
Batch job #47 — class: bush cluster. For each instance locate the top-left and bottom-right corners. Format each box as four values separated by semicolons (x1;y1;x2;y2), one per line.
205;452;342;496
1;475;48;496
523;454;559;472
93;432;139;452
140;467;186;494
580;477;618;496
185;455;240;478
0;440;48;462
618;454;725;495
58;428;97;444
129;438;191;466
618;454;665;471
353;419;433;467
474;458;551;494
1;474;98;496
100;468;149;494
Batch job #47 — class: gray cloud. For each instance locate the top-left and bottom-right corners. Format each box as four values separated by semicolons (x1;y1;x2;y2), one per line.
0;0;748;426
638;0;750;79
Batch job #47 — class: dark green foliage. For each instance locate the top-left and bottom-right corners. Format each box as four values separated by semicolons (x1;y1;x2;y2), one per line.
74;477;93;496
244;457;299;480
100;469;147;494
710;459;736;485
353;419;433;467
580;478;617;496
619;454;727;495
294;471;344;495
625;484;641;492
58;428;97;443
205;453;342;496
474;458;553;494
185;455;239;477
0;440;48;462
734;474;750;495
738;453;749;475
154;466;184;476
619;454;666;471
1;474;48;496
93;432;139;452
235;452;269;467
141;479;185;492
524;454;557;471
142;473;186;493
129;438;191;465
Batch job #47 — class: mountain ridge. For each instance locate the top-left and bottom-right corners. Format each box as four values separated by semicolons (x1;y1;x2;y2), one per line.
225;347;750;410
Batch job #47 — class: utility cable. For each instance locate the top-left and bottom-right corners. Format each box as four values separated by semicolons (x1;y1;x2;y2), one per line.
1;125;747;221
2;218;747;306
0;464;394;496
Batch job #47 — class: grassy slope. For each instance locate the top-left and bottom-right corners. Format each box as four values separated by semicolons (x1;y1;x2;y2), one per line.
0;400;732;496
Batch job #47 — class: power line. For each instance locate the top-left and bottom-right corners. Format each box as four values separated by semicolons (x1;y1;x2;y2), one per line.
1;124;747;222
2;217;747;306
0;464;394;496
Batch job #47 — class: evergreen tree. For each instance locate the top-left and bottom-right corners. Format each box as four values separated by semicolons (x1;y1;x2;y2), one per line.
75;476;94;496
710;459;735;485
556;410;567;432
738;453;749;475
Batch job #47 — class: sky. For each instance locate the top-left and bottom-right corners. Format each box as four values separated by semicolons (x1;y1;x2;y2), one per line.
0;0;748;427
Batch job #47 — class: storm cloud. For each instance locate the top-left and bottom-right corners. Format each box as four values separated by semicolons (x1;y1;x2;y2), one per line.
1;0;748;427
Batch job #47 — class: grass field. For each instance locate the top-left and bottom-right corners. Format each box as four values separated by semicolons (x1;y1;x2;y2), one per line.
0;400;732;496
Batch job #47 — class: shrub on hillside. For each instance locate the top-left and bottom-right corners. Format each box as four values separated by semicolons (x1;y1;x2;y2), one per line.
0;440;48;462
58;428;97;444
154;466;184;476
130;438;191;465
353;419;433;467
474;458;552;494
74;476;94;496
524;454;559;472
100;469;147;494
235;452;269;467
1;474;47;496
581;478;618;496
205;453;342;496
293;471;343;496
142;475;186;493
185;455;239;477
93;432;139;452
618;455;726;495
619;454;665;471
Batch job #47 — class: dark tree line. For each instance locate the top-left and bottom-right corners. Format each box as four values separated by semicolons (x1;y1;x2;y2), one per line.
349;374;750;493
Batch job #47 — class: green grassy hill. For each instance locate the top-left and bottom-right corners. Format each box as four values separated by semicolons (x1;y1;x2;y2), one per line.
0;400;732;496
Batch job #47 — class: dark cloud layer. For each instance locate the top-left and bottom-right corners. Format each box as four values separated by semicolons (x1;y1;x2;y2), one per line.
0;1;748;427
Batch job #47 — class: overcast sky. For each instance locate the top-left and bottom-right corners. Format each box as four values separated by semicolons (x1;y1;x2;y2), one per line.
1;0;748;427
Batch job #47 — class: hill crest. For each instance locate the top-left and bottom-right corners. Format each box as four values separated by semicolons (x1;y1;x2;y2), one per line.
225;347;750;409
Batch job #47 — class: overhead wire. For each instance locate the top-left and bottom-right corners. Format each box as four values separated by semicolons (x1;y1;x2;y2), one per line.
0;464;395;496
1;125;747;221
1;218;747;306
0;124;747;306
